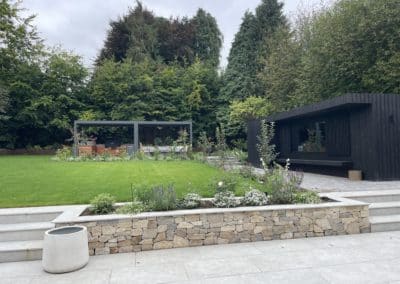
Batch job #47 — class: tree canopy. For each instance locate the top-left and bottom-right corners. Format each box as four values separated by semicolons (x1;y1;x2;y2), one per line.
259;0;400;111
97;2;222;67
1;0;399;150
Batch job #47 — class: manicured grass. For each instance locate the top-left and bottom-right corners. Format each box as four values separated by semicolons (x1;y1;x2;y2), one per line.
0;155;254;208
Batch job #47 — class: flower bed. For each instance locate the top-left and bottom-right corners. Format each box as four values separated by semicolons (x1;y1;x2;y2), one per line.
53;193;370;256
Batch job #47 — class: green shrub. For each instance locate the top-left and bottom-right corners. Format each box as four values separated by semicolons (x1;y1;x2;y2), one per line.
263;162;303;205
262;164;286;194
294;191;320;204
116;201;146;214
237;164;256;180
257;120;278;168
137;184;177;211
154;137;163;146
198;131;213;155
90;193;116;214
267;174;295;204
192;152;205;162
55;146;72;161
215;125;228;157
212;174;238;193
135;149;145;160
230;149;247;163
213;191;239;208
153;147;161;161
179;193;202;209
243;188;268;206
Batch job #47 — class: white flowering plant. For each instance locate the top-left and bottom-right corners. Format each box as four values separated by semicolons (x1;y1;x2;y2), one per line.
213;191;239;208
242;188;268;206
179;193;202;209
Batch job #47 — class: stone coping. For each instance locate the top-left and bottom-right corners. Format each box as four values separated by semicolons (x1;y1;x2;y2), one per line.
0;205;86;216
53;193;368;225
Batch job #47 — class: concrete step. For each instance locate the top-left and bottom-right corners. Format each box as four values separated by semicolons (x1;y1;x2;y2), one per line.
0;222;54;242
370;214;400;232
369;202;400;216
0;240;42;262
0;211;61;224
350;194;400;203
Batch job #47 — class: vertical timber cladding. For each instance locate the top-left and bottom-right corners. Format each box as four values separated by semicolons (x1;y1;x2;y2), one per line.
371;94;400;180
247;120;261;166
247;93;400;181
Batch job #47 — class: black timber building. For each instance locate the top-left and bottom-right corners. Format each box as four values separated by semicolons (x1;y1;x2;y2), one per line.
247;94;400;180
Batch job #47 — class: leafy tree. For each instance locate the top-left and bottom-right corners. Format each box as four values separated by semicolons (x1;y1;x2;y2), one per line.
260;0;400;111
0;0;43;147
97;1;159;63
192;8;223;68
5;49;88;147
0;0;42;109
0;86;8;114
221;0;286;102
89;57;219;140
229;96;272;125
215;124;228;154
219;0;287;144
259;25;302;111
97;2;222;67
220;12;259;102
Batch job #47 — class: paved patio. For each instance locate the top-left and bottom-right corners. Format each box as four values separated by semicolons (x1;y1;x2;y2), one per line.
301;172;400;192
2;231;400;284
246;167;400;193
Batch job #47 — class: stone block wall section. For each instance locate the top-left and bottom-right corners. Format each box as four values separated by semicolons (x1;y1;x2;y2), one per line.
54;197;370;256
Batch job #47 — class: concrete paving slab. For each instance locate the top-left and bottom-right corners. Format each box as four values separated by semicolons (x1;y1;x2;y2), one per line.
1;231;400;283
30;269;111;284
184;257;260;279
110;263;188;284
316;261;400;284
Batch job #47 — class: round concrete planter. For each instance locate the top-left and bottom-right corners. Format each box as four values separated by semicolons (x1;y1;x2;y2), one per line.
42;225;89;273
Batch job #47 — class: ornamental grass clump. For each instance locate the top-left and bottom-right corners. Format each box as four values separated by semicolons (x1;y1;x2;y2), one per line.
90;193;116;214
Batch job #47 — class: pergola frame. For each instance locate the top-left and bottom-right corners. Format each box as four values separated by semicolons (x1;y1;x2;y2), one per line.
73;120;192;157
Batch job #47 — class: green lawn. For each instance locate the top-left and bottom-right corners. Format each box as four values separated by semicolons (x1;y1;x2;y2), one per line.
0;155;254;208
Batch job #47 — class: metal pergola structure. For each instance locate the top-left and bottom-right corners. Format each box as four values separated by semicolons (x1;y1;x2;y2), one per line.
73;120;193;157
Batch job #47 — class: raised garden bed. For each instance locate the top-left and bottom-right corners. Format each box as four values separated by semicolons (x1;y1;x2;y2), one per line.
53;193;370;256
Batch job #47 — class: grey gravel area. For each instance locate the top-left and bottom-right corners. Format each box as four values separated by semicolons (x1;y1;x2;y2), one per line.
2;231;400;283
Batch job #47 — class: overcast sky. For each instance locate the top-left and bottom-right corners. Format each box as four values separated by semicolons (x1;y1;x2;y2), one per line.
21;0;326;68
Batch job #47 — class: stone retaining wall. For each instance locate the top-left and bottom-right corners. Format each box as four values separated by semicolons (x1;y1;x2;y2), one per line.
56;202;370;256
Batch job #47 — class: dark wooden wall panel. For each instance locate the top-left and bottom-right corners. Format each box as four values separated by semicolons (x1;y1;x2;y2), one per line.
372;94;400;180
326;112;351;157
247;120;260;165
349;104;375;179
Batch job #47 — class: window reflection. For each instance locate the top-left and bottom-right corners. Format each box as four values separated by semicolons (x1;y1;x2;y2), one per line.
297;121;326;152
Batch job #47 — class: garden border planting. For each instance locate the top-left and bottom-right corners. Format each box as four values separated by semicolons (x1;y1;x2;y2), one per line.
53;193;370;256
